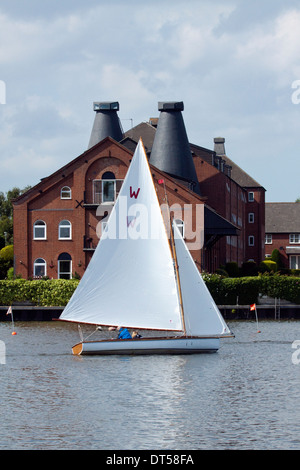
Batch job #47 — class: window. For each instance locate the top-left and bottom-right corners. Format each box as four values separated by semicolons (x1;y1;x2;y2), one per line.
102;180;115;203
61;186;71;199
174;219;184;237
248;213;254;223
265;234;272;244
33;220;46;239
248;192;254;202
248;235;255;246
33;258;46;277
58;253;72;279
93;173;123;204
59;220;72;239
289;234;300;244
290;255;300;269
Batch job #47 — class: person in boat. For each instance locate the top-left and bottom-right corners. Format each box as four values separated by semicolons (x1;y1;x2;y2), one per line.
117;326;132;339
132;331;142;339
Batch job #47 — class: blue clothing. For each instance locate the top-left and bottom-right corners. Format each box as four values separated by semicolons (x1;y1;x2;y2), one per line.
117;327;132;339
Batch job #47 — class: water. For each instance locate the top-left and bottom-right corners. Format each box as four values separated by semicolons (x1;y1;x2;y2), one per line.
1;320;300;450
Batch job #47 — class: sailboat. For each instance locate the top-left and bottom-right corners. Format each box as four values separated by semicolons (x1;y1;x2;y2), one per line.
59;139;233;355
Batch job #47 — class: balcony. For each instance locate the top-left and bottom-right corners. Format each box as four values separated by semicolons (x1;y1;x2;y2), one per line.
83;179;123;207
83;235;97;251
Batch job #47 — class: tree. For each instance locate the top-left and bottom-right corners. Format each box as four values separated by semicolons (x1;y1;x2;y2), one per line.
0;186;31;248
0;244;13;279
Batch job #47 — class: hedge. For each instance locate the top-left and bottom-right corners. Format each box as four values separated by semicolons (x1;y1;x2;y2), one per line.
0;275;299;307
0;279;79;307
203;274;300;305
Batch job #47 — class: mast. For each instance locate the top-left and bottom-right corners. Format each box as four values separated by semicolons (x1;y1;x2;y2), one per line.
160;179;186;336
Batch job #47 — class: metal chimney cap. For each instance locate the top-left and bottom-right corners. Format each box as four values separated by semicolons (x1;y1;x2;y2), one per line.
158;101;184;111
93;102;119;111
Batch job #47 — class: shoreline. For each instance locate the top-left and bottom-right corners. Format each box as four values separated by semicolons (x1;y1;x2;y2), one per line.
0;303;300;321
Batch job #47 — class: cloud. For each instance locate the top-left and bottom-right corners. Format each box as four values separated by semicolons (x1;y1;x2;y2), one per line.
0;1;299;202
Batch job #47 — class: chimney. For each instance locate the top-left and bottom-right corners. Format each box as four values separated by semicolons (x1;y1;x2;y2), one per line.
88;101;123;149
213;137;231;176
149;102;200;194
214;137;226;156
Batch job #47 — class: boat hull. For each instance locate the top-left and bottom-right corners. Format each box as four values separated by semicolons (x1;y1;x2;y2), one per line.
72;336;220;356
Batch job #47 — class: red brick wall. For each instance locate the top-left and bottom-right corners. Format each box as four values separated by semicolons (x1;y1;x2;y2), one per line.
13;139;206;278
265;233;289;267
13;139;134;279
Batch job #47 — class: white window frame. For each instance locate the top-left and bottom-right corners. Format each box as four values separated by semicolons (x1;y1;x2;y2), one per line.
33;220;47;240
248;212;254;223
61;186;72;199
290;255;300;269
289;234;300;244
93;179;123;204
58;220;72;240
248;235;255;246
265;234;272;244
248;192;254;202
33;258;47;277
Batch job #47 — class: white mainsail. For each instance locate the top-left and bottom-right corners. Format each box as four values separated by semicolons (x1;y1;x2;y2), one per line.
173;223;230;336
60;140;182;331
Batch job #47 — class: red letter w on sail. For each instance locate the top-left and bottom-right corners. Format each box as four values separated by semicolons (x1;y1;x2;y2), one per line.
130;186;140;199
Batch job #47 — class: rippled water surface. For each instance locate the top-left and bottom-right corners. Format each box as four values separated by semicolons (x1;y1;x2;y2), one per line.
1;320;300;450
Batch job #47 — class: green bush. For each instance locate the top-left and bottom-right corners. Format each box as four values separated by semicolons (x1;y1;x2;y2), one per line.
0;275;299;308
240;261;258;277
203;273;300;305
0;244;13;279
225;262;239;278
259;274;300;304
0;279;79;306
0;244;13;262
7;267;14;279
259;260;277;273
271;248;284;270
203;274;260;305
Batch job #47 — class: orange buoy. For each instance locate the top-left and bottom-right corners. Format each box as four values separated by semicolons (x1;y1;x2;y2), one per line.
12;331;17;335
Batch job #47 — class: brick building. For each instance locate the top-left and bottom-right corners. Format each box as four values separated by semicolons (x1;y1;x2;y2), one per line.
265;202;300;269
13;101;265;279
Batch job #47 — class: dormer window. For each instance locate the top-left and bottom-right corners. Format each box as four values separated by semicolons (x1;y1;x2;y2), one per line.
61;186;71;199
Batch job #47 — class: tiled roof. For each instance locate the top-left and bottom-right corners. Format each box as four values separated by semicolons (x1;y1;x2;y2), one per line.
265;202;300;233
124;123;264;190
123;122;156;154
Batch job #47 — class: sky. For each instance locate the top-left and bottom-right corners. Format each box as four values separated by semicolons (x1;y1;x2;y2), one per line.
0;0;300;202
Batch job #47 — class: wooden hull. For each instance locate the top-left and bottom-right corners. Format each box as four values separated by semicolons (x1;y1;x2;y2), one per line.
72;336;220;356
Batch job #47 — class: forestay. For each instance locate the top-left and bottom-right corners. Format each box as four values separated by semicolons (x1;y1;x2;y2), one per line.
60;140;182;331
